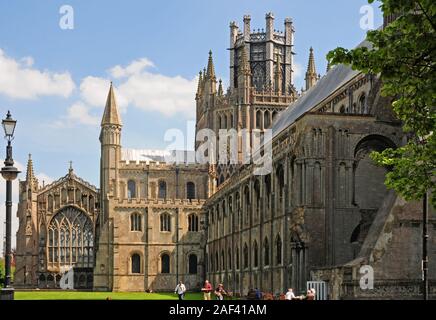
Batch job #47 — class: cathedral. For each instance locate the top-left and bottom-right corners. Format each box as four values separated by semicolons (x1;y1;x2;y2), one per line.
14;13;435;299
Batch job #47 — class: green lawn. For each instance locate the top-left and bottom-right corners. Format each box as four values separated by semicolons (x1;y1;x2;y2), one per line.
15;291;206;300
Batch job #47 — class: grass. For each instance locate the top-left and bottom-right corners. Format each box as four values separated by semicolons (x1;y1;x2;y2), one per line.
15;291;206;300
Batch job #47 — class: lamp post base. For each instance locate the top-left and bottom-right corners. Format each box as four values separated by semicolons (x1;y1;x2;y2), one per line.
0;287;15;300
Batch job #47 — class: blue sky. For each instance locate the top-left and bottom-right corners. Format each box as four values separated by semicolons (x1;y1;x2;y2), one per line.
0;0;382;251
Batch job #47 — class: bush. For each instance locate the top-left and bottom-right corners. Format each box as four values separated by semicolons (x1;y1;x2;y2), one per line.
0;259;4;288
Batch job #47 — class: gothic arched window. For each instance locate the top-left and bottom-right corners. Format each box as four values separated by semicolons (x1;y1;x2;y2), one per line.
221;250;225;270
256;110;262;129
188;254;197;274
215;251;219;271
47;206;93;268
276;165;284;206
228;248;232;270
265;174;271;209
276;234;282;265
272;111;278;122
244;185;250;222
158;180;167;199
127;180;136;199
161;253;170;273
252;64;265;91
186;182;196;200
160;213;171;232
264;237;270;266
339;105;345;113
219;174;224;185
264;111;271;128
243;243;249;269
253;240;259;268
131;254;141;273
236;247;240;270
254;180;260;216
359;94;366;114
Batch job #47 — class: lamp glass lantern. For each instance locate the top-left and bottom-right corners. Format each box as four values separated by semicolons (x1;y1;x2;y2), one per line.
1;111;20;181
2;110;17;140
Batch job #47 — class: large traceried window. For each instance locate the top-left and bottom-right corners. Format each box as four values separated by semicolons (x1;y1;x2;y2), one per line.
47;206;94;268
160;213;171;232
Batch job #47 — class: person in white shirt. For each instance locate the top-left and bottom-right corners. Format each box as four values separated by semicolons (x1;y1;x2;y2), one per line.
285;288;296;300
175;280;186;300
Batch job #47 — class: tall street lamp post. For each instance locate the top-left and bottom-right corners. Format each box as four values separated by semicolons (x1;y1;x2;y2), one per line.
423;192;428;300
0;111;20;301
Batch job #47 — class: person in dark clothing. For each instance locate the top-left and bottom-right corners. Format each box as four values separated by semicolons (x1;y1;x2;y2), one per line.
255;288;262;300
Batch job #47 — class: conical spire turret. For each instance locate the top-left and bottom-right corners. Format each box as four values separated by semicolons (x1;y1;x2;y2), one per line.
196;70;203;97
307;47;316;74
218;79;223;96
101;82;122;126
305;47;318;91
206;50;216;80
26;153;34;183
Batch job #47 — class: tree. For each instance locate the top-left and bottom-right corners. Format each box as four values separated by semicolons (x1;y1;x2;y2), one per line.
327;0;436;207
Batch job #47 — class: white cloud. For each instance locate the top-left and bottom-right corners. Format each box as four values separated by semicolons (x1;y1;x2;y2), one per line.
79;76;110;107
109;58;155;79
109;57;197;117
0;49;75;99
64;102;100;126
57;57;198;126
79;76;128;110
118;71;197;117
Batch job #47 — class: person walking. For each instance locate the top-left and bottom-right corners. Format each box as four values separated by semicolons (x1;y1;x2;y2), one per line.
202;280;213;300
174;280;186;300
285;288;296;300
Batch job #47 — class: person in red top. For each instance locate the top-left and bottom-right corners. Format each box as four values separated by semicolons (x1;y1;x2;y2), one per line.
202;280;213;300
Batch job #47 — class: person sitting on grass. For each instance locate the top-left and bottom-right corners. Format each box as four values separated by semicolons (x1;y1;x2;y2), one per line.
305;289;315;300
214;283;227;300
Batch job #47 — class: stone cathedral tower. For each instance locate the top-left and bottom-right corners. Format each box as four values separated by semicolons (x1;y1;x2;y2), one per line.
195;13;299;191
99;82;122;223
